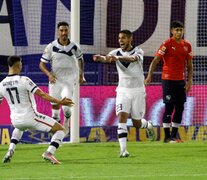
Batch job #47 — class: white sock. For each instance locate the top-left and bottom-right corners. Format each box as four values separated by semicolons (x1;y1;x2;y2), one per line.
47;130;65;154
141;119;153;129
52;109;61;122
9;128;23;151
141;119;148;128
117;123;128;152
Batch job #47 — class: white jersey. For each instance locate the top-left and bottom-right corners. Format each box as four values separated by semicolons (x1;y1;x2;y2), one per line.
0;75;39;122
108;46;145;92
41;39;83;82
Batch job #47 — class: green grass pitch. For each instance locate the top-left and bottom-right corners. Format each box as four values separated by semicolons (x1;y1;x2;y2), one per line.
0;141;207;180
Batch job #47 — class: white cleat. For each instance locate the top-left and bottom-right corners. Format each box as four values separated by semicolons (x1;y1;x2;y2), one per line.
120;150;130;158
3;149;14;163
42;151;61;165
147;121;156;141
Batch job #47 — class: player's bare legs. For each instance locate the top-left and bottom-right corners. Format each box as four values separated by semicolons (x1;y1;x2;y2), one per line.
117;112;129;157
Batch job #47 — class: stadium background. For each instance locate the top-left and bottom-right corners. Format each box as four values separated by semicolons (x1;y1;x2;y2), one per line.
0;0;206;144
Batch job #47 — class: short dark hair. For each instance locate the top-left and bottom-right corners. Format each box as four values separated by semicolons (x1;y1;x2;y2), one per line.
7;56;22;67
119;30;133;37
57;21;69;28
171;20;184;29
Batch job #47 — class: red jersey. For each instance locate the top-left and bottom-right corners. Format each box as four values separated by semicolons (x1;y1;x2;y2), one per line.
155;37;193;80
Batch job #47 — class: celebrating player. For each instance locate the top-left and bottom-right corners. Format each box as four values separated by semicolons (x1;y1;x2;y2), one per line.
0;56;74;164
145;20;193;143
39;21;85;132
93;30;155;157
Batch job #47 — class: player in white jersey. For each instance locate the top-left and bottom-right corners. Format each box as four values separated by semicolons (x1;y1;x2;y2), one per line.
39;21;85;132
0;56;74;164
93;30;155;157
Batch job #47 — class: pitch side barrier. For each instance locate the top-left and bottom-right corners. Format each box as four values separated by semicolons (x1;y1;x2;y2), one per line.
0;125;207;145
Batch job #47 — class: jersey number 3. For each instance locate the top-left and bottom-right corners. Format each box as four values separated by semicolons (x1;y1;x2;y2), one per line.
6;87;20;104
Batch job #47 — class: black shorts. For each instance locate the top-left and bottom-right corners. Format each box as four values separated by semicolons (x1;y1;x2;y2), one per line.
162;80;186;104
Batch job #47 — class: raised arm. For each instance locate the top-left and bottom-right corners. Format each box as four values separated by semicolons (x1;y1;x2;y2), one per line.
144;56;161;85
35;89;74;107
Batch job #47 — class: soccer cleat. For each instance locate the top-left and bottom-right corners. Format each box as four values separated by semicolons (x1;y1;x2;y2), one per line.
170;138;184;143
120;150;130;158
42;151;61;165
147;121;156;141
3;149;14;163
164;138;183;143
163;138;171;143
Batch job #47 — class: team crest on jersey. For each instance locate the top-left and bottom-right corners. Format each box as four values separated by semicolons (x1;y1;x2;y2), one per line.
161;46;166;52
166;95;171;101
26;78;35;87
43;47;48;54
184;46;188;51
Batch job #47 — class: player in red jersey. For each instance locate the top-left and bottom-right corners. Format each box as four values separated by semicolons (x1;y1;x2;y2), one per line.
145;20;193;143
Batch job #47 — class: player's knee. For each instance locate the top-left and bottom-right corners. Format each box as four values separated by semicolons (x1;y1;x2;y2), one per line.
118;112;128;123
132;119;141;128
62;106;71;118
51;122;66;134
163;103;174;123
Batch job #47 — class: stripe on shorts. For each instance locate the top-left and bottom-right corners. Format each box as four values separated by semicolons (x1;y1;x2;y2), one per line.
34;118;53;127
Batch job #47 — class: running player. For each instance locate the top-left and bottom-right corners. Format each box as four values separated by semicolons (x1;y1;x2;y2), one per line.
93;30;155;157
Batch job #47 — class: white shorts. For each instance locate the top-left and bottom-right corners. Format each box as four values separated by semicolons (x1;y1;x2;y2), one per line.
12;112;56;132
116;90;146;120
49;80;75;105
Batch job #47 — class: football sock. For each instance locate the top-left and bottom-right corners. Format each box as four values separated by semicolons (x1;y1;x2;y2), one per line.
163;123;171;139
141;118;152;129
9;128;23;151
47;130;65;154
52;109;61;123
117;123;128;152
171;122;180;139
164;128;171;139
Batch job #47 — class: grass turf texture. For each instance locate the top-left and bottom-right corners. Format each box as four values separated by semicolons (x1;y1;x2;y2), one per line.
0;141;207;180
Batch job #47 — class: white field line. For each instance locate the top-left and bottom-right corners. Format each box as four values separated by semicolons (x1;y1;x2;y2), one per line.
1;173;207;180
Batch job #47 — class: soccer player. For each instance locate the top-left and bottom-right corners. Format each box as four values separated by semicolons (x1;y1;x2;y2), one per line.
93;30;155;157
0;56;74;164
145;20;193;143
39;21;85;132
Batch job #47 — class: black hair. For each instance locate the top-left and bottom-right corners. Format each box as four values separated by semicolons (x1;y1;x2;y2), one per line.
171;20;184;29
57;21;69;28
7;56;22;67
119;29;133;38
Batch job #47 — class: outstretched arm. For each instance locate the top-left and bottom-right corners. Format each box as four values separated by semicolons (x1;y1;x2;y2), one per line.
144;56;161;85
93;55;112;63
109;55;138;62
35;89;74;106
